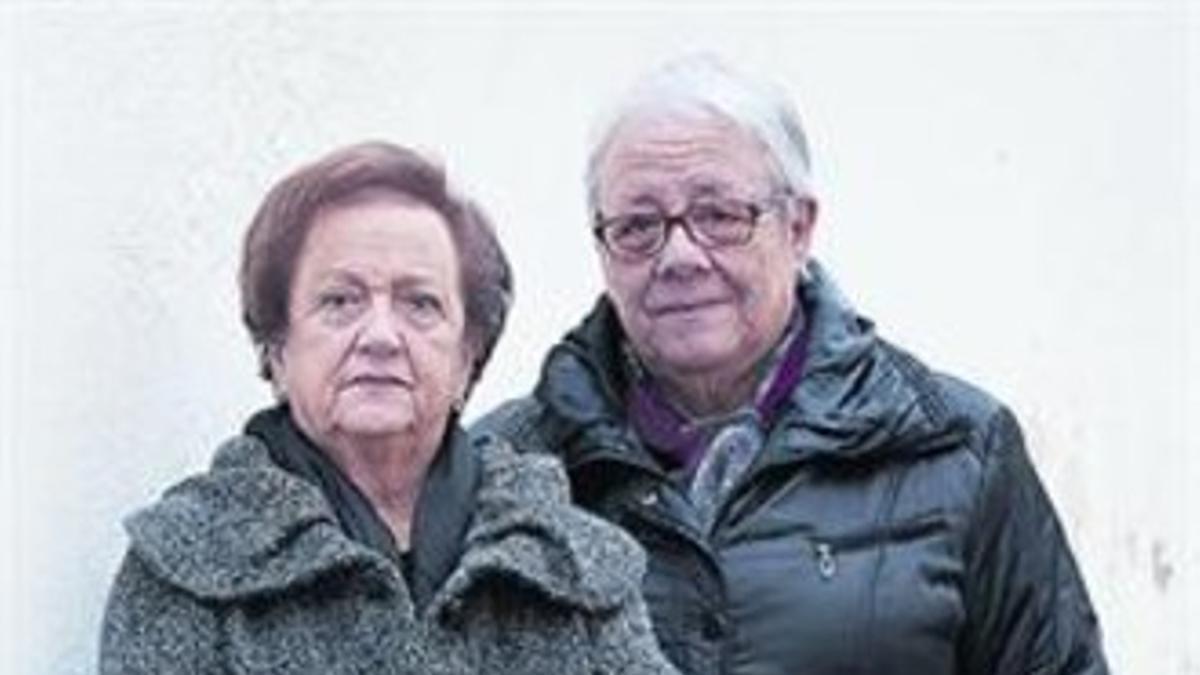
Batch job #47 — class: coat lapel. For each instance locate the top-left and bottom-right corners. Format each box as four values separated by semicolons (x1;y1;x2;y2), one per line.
123;436;399;604
428;437;643;620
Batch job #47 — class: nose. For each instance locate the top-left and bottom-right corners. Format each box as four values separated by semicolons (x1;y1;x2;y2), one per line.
355;297;404;358
654;219;711;280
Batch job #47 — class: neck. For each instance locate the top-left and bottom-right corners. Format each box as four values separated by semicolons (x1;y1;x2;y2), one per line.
657;367;759;418
325;429;444;550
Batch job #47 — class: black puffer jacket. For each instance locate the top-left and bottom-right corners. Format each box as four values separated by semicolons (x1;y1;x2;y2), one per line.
475;263;1108;675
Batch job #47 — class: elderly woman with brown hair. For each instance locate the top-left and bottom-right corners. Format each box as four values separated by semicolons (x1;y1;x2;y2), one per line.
99;141;677;675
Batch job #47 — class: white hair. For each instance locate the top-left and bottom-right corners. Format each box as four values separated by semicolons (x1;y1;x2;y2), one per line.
585;54;815;213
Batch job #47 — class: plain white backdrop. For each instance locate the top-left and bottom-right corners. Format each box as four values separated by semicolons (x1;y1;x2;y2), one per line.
1;1;1196;673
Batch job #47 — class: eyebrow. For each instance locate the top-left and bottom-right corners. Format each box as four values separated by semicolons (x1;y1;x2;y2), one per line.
312;269;366;287
390;276;443;295
609;177;746;212
623;194;665;210
312;267;438;290
684;181;737;199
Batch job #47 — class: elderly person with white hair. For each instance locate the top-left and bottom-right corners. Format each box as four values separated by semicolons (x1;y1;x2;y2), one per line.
477;56;1109;675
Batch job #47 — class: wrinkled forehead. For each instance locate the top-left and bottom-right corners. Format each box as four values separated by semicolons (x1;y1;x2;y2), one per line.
595;107;780;209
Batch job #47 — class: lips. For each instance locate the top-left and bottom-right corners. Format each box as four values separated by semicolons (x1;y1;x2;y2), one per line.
647;297;730;316
341;374;411;390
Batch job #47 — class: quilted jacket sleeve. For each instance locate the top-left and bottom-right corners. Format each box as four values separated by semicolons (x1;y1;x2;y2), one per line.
99;550;226;675
959;408;1109;675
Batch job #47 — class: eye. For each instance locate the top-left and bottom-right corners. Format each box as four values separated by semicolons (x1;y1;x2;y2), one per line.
687;199;757;245
610;213;663;245
402;291;446;325
314;286;366;325
687;202;743;229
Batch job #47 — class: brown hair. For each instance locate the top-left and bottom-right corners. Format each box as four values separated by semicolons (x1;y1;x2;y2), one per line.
238;141;513;390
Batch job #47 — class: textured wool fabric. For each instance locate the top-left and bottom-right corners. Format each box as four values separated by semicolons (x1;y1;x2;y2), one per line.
99;431;678;675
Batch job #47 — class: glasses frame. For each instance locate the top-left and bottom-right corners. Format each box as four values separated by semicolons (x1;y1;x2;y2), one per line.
592;193;789;260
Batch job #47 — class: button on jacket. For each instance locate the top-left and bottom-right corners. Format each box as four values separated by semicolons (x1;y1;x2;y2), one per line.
475;262;1109;675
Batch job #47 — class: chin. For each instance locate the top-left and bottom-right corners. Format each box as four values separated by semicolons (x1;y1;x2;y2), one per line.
339;422;415;442
336;405;417;439
651;336;741;376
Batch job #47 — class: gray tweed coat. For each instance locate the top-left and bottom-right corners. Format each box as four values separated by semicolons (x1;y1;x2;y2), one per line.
99;434;677;675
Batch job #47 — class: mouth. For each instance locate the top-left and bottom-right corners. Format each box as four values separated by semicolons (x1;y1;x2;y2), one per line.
648;297;730;317
342;374;411;390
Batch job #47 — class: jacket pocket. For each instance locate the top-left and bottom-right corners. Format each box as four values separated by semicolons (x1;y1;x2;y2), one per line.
808;510;948;581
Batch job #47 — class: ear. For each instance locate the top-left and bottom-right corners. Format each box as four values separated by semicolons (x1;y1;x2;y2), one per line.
787;197;818;265
267;343;288;400
454;342;477;407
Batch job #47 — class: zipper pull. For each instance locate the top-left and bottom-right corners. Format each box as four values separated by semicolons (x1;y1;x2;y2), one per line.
815;542;837;580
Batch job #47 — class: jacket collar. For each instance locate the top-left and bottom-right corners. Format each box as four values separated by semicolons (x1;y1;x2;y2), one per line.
770;261;963;462
124;435;383;603
429;437;644;617
535;260;965;468
123;430;638;617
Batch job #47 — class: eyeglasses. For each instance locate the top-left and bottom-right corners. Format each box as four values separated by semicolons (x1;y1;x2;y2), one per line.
593;196;781;260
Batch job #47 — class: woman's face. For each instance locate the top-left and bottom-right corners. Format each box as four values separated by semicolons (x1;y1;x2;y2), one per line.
595;110;811;387
272;197;471;455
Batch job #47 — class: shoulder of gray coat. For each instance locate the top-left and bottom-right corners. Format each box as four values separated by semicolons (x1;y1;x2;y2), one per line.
470;396;553;455
473;431;572;505
120;433;378;602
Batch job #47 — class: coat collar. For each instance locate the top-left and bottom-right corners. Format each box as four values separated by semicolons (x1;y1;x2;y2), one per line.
770;262;964;463
535;260;966;468
429;437;644;617
123;432;641;617
124;436;380;602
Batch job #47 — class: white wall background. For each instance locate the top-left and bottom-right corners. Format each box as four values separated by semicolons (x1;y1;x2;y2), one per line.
1;1;1196;673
